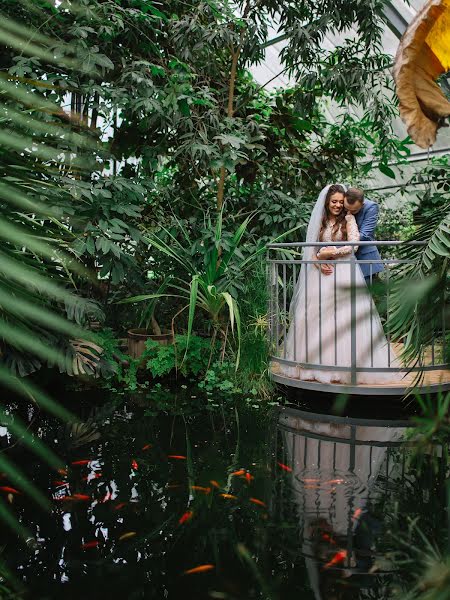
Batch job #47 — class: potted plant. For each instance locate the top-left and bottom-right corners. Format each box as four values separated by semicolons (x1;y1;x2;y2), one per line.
120;280;174;359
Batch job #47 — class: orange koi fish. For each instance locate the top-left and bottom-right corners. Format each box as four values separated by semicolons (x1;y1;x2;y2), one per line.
210;480;220;489
303;478;321;483
249;497;266;508
183;564;215;575
71;460;91;466
168;455;187;460
81;540;99;550
191;486;211;494
0;486;20;495
72;494;91;501
142;444;152;451
231;470;245;476
245;473;254;484
131;459;138;470
352;508;362;521
179;510;194;525
57;468;68;476
220;493;237;500
277;462;292;472
119;531;137;541
113;502;127;510
323;550;347;570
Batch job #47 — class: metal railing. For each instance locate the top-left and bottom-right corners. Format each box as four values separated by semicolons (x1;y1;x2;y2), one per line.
267;241;449;393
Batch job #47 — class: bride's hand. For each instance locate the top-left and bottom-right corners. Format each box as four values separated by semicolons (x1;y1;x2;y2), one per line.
320;264;333;276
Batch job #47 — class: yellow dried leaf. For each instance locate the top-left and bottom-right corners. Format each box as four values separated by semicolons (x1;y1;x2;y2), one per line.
393;0;450;148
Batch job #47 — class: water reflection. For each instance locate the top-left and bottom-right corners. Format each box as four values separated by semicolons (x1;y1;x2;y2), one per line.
2;391;449;599
276;407;429;599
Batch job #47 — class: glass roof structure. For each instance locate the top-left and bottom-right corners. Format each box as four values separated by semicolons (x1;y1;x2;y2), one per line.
250;0;450;203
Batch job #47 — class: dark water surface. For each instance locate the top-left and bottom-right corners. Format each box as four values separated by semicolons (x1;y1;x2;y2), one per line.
2;389;448;599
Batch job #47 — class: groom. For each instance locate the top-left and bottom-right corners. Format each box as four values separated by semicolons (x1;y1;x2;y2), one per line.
343;187;383;282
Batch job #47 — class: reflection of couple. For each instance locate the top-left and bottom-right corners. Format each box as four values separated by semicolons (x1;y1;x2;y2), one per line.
281;184;401;385
279;409;407;599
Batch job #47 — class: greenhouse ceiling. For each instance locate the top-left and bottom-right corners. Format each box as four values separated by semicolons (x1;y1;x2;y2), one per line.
250;0;450;198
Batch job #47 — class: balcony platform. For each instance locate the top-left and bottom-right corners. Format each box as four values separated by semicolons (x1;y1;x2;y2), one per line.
270;360;450;395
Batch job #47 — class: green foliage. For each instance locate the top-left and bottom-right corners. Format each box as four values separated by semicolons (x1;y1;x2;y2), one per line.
128;209;283;366
386;157;450;366
377;202;416;243
145;335;217;378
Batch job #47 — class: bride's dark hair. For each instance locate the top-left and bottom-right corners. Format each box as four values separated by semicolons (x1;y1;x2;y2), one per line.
319;184;347;241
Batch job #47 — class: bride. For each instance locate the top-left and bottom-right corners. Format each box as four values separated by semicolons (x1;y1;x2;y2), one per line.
280;183;401;385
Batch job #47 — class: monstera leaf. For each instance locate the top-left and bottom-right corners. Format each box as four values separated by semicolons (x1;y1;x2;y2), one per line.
70;339;104;377
393;0;450;148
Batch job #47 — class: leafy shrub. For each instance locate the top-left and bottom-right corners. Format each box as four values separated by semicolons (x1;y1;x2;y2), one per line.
145;335;217;378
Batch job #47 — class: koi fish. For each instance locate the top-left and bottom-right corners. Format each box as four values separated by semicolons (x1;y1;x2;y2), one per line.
210;480;220;489
231;470;245;476
81;540;99;549
179;510;194;525
352;508;362;521
72;494;91;501
245;473;254;484
168;455;186;460
113;502;127;510
131;459;138;470
249;497;266;508
324;479;345;485
57;468;67;476
119;531;136;541
277;462;292;472
303;478;321;483
53;480;68;487
142;444;152;451
190;486;211;494
0;486;20;495
101;491;112;503
220;493;237;500
323;550;347;570
71;460;91;466
183;564;215;575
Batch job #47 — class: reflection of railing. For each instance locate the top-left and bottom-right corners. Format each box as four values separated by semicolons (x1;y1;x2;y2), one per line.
267;241;450;393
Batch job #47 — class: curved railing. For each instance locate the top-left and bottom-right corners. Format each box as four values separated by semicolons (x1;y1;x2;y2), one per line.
267;241;450;395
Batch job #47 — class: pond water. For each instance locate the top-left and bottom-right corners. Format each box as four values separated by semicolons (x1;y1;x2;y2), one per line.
1;388;448;599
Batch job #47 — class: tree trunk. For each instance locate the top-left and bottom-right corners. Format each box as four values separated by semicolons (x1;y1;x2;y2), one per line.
216;1;252;212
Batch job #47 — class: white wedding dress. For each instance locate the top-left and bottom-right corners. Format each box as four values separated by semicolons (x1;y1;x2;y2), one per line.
280;185;402;385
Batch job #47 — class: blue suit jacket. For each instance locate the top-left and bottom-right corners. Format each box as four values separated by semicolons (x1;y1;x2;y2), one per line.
354;199;383;278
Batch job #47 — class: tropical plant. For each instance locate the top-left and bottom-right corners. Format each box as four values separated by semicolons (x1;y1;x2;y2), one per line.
121;208;301;367
0;8;115;548
388;201;450;367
